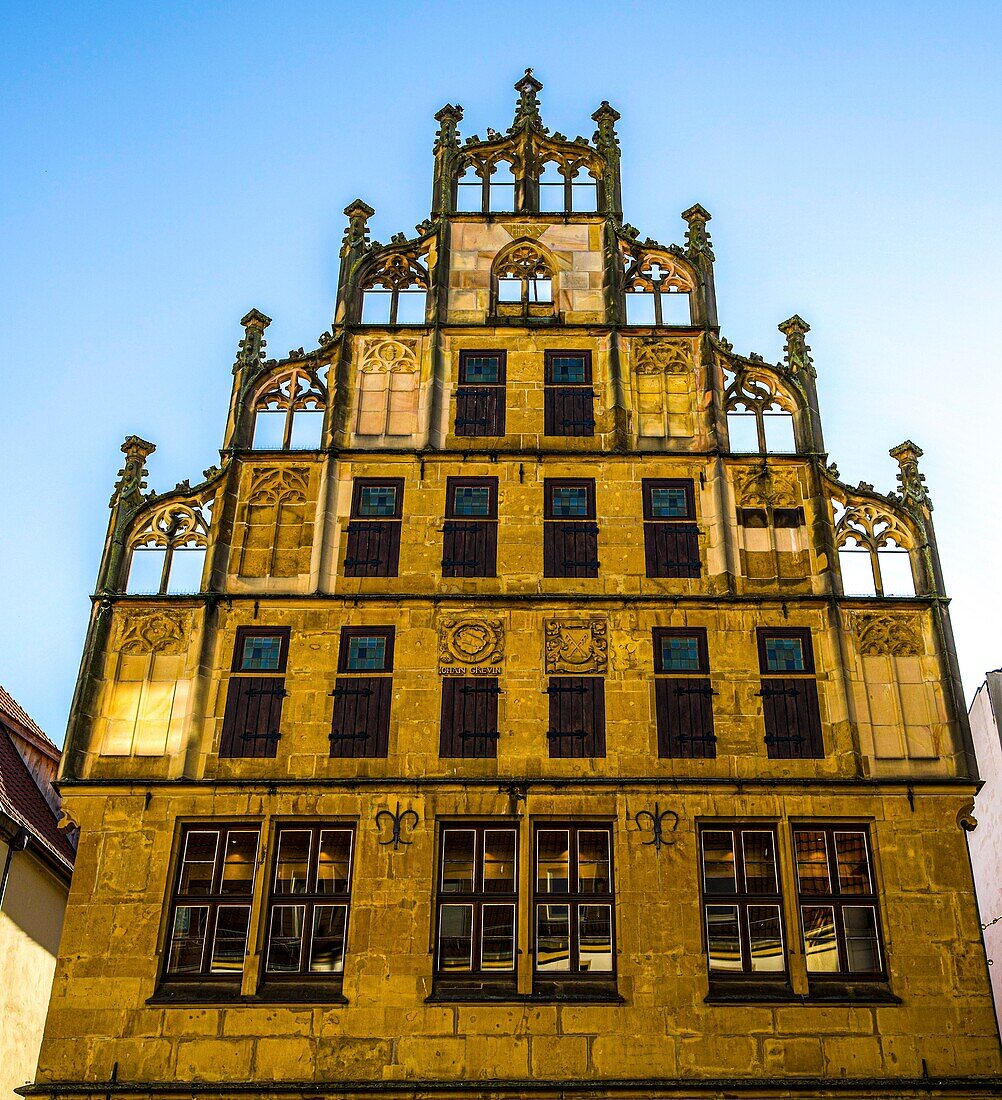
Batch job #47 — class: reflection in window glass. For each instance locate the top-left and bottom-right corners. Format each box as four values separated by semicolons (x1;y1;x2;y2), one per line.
211;906;251;972
310;905;348;973
273;831;311;895
266;904;305;972
536;904;571;971
578;905;613;971
481;904;515;970
843;906;881;972
439;904;474;970
701;831;736;895
802;904;839;972
179;832;218;895
577;831;611;894
794;830;831;895
441;831;476;894
536;831;570;894
705;904;742;972
317;831;352;894
221;831;259;895
167;905;208;973
835;832;872;894
748;904;785;971
483;831;516;894
741;832;778;895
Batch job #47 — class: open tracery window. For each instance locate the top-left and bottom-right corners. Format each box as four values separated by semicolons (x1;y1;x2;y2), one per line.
344;478;404;577
455;350;506;437
251;366;328;450
533;825;616;996
126;499;211;595
833;501;916;598
794;825;885;981
161;825;260;998
699;826;788;986
219;627;290;759
544;351;596;437
493;244;555;321
456;159;517;213
329;627;394;758
624;255;693;326
725;369;797;454
435;824;518;996
642;478;700;578
359;253;429;325
653;628;716;758
756;629;824;759
537;160;598;213
262;824;354;998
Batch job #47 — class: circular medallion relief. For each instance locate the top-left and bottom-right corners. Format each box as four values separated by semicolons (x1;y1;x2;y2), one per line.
443;619;502;665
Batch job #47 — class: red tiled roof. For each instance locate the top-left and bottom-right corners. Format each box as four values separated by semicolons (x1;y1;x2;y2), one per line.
0;685;60;756
0;691;75;871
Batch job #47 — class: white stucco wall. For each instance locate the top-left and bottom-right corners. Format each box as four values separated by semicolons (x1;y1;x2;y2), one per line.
0;841;67;1099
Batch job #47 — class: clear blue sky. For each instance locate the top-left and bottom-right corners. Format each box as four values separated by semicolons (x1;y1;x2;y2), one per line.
2;1;1001;741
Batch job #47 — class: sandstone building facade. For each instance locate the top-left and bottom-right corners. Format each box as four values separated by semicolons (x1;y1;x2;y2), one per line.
25;73;1002;1099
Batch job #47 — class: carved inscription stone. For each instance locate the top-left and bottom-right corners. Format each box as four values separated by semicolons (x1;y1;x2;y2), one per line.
438;617;505;675
851;612;924;657
544;617;608;674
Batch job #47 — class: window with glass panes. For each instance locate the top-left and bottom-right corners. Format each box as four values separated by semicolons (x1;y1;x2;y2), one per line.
455;351;506;437
442;477;498;578
344;479;404;577
329;627;394;758
653;628;716;758
699;826;787;979
219;628;290;758
793;825;885;978
533;825;615;985
543;479;598;578
263;824;353;987
162;826;260;990
642;479;701;578
435;825;518;990
544;351;596;437
756;629;824;758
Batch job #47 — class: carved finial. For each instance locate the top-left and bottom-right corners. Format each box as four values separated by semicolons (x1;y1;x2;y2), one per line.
511;68;544;133
433;104;463;152
681;204;714;262
890;440;931;508
111;435;155;509
341;199;375;256
233;309;271;376
778;315;815;379
591;101;621;152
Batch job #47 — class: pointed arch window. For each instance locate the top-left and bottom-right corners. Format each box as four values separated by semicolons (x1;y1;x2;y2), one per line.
251;366;328;450
455;159;517;214
538;160;598;214
833;501;916;597
624;253;693;326
126;499;212;595
493;243;555;321
359;253;429;326
725;369;798;455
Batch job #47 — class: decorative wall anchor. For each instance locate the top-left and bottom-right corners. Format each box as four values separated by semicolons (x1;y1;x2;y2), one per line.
633;803;679;851
375;802;419;851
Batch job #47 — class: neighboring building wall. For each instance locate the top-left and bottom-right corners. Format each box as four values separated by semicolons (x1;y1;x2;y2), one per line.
968;671;1002;1034
0;844;67;1100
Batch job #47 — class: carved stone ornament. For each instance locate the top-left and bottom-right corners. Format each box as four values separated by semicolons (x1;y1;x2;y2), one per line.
735;465;801;508
633;339;696;375
438;617;505;674
502;223;548;240
851;612;924;657
117;609;191;654
544;617;608;675
358;335;420;374
247;466;310;505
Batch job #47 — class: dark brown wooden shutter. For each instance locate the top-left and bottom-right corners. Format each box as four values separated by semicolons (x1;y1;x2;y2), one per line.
440;678;499;758
546;677;605;758
544;523;599;578
644;522;701;578
220;676;285;758
329;676;391;758
442;521;497;577
761;678;823;758
544;388;595;437
344;521;401;577
655;678;716;758
455;387;505;437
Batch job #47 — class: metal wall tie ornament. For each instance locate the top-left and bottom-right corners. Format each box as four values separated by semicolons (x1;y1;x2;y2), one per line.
375;802;419;851
633;802;679;852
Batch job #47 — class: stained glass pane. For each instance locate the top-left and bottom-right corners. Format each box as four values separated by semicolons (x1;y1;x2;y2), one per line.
462;355;500;384
550;488;588;517
346;636;387;671
764;636;805;672
549;356;586;384
661;635;701;672
357;486;398;517
240;635;282;671
453;487;491;517
650;487;688;518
